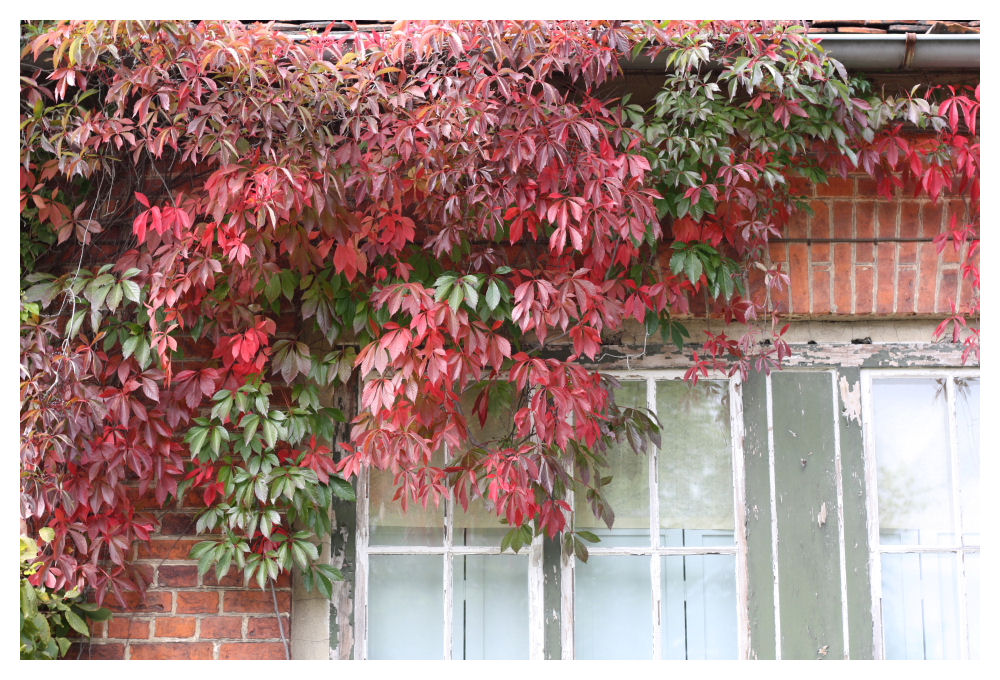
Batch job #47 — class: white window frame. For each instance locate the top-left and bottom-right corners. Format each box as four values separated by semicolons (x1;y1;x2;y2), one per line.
560;369;750;659
861;367;980;660
353;460;545;660
354;369;748;660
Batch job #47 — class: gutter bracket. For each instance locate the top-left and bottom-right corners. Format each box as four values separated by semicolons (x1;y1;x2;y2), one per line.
902;32;918;69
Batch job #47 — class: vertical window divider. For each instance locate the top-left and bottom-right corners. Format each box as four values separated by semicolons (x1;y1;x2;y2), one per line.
830;370;851;658
764;372;782;660
528;531;545;659
561;459;576;659
944;377;969;660
860;371;884;659
443;445;454;661
355;465;371;660
647;376;662;660
729;373;750;660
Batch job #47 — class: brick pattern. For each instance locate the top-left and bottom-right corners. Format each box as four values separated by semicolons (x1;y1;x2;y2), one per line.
687;174;976;320
71;491;293;661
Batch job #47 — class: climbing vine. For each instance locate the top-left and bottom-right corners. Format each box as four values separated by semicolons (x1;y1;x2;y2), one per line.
19;20;978;602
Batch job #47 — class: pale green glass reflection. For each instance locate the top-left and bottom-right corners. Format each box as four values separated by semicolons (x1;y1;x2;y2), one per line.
574;379;650;547
451;555;529;659
574;554;652;659
368;554;444;659
657;379;733;543
873;378;954;545
881;552;960;659
369;468;444;545
661;554;737;659
955;378;979;543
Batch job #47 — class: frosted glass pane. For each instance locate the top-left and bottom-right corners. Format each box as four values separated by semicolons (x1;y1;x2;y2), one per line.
966;551;979;659
955;378;979;543
575;380;650;546
656;379;733;539
368;555;444;659
574;555;652;659
873;378;954;545
369;468;445;545
662;554;737;659
881;552;960;659
452;555;529;659
453;496;508;546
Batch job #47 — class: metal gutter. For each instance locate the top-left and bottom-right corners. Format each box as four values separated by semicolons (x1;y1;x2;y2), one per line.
621;33;979;74
814;34;979;71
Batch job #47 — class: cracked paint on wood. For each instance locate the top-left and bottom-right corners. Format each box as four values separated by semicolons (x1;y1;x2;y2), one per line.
771;371;845;659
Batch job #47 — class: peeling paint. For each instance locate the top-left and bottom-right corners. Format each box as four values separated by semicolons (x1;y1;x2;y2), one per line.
838;376;863;425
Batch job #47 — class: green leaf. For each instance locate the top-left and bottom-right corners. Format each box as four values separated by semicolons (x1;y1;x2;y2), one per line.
63;610;90;636
328;475;356;502
485;280;501;310
38;527;55;543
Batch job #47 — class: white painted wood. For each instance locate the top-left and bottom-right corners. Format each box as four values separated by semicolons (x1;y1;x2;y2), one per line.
443;488;454;660
646;377;661;660
561;467;575;659
528;533;544;660
945;377;970;660
354;466;370;660
765;372;782;660
860;370;884;659
729;374;751;660
831;369;851;658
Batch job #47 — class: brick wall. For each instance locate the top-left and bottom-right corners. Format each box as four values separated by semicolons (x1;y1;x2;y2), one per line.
690;173;976;319
72;490;292;660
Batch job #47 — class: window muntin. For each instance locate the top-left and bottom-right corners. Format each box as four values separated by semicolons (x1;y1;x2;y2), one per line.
864;371;979;660
569;373;746;660
357;371;747;660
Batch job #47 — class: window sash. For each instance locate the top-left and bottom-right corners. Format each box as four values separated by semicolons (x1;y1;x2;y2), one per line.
862;368;979;660
561;370;748;659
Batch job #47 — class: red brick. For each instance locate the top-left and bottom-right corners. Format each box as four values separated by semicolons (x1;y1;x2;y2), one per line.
72;642;126;659
223;589;291;614
176;591;219;614
921;202;943;238
218;642;288;660
789;176;812;196
917;246;939;313
787;209;808;239
810;266;832;314
809;242;830;263
809;200;831;239
897;268;917;314
107;591;172;614
899;201;920;238
833;244;853;314
855;265;874;314
158;512;196;536
898;241;918;264
877;203;898;239
937;269;960;313
855;242;874;263
158;564;199;588
246;615;291;639
832;202;853;238
940;236;963;264
856;177;879;195
855;201;875;240
107;617;150;640
91;620;107;638
768;241;788;263
815;176;854;197
876;243;897;314
130;642;214;660
153;616;197;638
200;616;245;639
136;539;200;560
788;243;809;314
202;570;244;588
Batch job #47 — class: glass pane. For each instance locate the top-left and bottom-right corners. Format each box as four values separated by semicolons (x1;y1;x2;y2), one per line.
955;378;980;544
368;554;444;659
452;555;529;659
453;496;508;547
881;552;960;659
574;555;653;659
575;380;651;547
873;378;954;545
965;551;979;659
662;554;737;659
656;379;734;544
369;468;444;546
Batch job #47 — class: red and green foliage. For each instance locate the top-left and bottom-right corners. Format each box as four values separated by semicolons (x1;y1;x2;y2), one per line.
19;20;979;601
